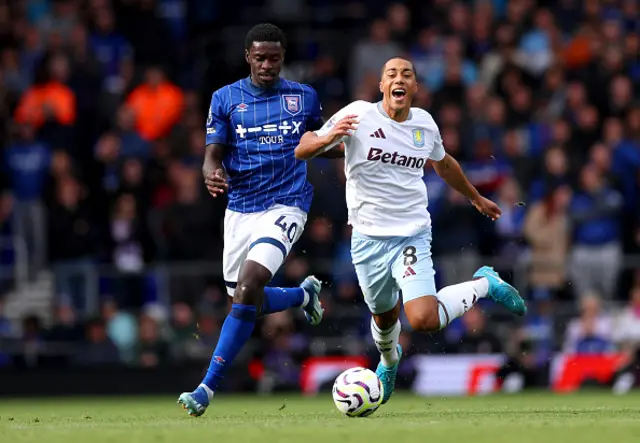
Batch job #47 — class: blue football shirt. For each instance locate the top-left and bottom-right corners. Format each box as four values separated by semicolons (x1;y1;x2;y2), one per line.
206;77;323;214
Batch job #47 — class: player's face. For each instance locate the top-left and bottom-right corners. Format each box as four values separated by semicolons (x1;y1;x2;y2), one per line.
245;42;284;88
379;59;418;111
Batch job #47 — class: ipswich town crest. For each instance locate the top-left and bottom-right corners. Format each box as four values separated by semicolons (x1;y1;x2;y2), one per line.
282;94;302;116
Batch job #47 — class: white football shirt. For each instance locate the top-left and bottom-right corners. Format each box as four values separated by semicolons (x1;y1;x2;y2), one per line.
315;101;446;237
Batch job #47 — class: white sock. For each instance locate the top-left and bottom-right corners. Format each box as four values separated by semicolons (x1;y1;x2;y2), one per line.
199;383;215;401
370;319;401;367
301;289;310;308
436;278;489;329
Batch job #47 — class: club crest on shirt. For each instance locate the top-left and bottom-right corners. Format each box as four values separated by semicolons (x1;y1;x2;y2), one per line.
282;94;302;116
412;128;425;148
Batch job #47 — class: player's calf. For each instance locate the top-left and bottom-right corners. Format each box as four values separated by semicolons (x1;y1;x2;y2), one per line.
404;275;494;332
370;302;403;404
371;302;402;365
403;296;441;332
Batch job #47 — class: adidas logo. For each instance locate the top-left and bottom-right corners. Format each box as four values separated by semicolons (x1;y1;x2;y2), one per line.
369;128;386;139
403;266;416;278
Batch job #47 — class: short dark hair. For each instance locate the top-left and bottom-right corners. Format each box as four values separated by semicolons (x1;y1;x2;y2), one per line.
381;56;417;77
245;23;287;51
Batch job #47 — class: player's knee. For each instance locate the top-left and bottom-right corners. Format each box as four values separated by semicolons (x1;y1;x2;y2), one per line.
372;302;401;329
373;313;396;330
406;309;439;333
233;277;264;306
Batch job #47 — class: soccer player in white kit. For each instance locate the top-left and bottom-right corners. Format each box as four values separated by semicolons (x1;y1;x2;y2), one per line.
295;57;526;405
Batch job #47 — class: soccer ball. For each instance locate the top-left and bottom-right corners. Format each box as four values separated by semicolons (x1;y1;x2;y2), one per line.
332;367;384;417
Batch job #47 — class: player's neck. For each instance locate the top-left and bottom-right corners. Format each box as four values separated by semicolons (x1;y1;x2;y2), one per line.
250;75;279;90
382;102;410;123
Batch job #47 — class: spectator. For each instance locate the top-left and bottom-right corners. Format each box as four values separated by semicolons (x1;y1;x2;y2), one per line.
114;106;150;159
169;302;201;361
612;286;640;351
0;192;14;294
48;176;98;314
331;225;358;289
517;8;555;76
46;302;84;343
72;317;120;366
36;0;79;44
589;142;619;193
612;107;640;217
108;193;154;309
89;7;133;91
500;130;533;191
18;27;44;87
162;165;214;269
453;307;502;354
1;48;30;94
386;3;411;47
102;298;138;364
14;52;76;134
259;311;306;392
429;35;478;96
125;66;184;141
523;185;572;300
0;299;12;368
67;24;103;149
521;297;555;367
44;149;74;206
4;122;50;276
350;19;401;97
569;165;623;299
463;138;510;197
563;294;614;354
433;188;482;286
93;132;122;195
14;314;46;368
117;158;150;214
529;144;570;202
136;314;169;367
298;216;334;282
493;177;527;262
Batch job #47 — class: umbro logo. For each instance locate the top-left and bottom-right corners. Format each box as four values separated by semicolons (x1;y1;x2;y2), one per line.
370;128;386;139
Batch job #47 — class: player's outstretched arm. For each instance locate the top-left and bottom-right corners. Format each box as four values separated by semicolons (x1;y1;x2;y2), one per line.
432;153;502;221
203;143;228;198
317;143;345;159
294;115;358;160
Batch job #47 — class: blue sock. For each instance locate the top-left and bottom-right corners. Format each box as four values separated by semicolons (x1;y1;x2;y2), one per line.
201;304;257;392
262;287;306;315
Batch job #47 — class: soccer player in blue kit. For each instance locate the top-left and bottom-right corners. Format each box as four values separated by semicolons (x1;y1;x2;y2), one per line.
178;24;343;416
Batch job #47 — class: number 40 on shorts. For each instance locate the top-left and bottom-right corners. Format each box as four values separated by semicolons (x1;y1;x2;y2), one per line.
275;216;298;243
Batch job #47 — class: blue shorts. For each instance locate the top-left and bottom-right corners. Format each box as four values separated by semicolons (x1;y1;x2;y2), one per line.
351;228;437;314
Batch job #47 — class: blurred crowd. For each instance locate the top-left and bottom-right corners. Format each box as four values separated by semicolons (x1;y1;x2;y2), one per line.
0;0;639;376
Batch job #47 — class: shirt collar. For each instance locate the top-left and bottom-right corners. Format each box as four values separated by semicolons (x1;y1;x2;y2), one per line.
376;101;413;121
244;76;281;94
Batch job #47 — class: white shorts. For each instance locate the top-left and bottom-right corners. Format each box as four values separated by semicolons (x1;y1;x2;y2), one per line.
223;204;307;296
351;228;436;314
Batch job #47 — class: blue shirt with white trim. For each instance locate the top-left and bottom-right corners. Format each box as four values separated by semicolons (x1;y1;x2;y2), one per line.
206;77;323;214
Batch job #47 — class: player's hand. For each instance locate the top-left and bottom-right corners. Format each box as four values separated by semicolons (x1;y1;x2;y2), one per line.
471;196;502;221
322;114;359;146
204;169;228;198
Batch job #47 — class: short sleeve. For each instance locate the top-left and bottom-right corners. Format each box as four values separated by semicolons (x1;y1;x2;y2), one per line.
315;101;368;138
429;124;446;161
305;87;323;131
205;88;229;146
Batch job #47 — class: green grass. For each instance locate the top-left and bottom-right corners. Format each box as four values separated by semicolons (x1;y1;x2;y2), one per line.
1;392;640;443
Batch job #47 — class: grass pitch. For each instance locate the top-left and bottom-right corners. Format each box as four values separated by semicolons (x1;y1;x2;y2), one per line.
1;392;639;443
